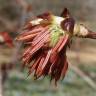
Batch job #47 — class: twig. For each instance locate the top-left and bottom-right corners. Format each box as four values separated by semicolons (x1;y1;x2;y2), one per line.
0;69;3;96
11;0;33;64
70;63;96;90
0;16;16;31
0;1;32;96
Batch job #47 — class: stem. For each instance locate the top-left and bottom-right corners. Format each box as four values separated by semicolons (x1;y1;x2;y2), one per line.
85;30;96;39
70;64;96;90
0;69;3;96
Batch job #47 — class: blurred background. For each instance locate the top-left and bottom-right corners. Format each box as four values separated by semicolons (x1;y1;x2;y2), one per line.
0;0;96;96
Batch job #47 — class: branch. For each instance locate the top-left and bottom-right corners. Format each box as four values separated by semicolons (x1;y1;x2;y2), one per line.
0;70;3;96
70;64;96;90
11;0;33;64
0;16;16;31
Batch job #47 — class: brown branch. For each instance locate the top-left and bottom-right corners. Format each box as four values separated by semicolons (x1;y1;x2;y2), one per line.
0;1;33;96
0;69;3;96
11;0;33;64
0;16;16;31
70;63;96;90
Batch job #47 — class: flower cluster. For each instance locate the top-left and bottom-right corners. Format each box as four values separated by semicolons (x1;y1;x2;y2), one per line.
0;32;13;47
16;8;96;84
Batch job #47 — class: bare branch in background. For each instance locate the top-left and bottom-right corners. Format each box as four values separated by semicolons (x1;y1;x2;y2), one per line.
0;16;16;32
0;1;33;95
70;64;96;90
0;70;3;96
11;0;33;65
